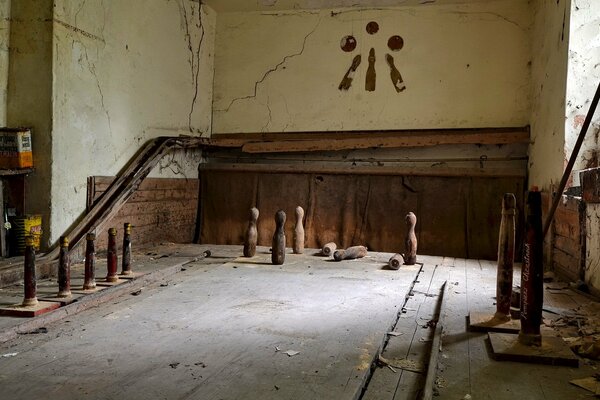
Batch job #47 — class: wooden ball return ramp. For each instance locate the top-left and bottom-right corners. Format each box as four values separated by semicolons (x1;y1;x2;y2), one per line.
488;189;579;367
469;193;520;334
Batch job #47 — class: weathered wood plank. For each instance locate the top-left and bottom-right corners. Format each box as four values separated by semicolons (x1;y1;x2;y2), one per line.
199;163;526;178
228;128;531;154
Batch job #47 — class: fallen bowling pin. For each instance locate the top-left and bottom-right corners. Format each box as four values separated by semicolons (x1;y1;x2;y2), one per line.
333;245;368;261
388;253;404;270
293;206;305;254
272;210;286;265
243;207;259;257
322;242;337;256
404;212;417;265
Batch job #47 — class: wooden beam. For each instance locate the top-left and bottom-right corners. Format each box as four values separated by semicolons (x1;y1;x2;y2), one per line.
240;129;530;154
199;162;526;178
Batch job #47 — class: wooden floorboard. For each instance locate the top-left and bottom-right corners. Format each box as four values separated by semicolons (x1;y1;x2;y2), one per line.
362;255;445;400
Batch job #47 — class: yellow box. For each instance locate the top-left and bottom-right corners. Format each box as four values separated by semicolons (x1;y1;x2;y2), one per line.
0;128;33;169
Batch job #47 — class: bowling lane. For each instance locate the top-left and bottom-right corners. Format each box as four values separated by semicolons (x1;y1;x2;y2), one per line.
0;247;421;400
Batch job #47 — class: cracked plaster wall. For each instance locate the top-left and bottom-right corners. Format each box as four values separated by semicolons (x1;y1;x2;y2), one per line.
566;1;600;293
0;0;9;125
566;0;600;179
528;0;571;190
212;0;531;133
50;0;215;245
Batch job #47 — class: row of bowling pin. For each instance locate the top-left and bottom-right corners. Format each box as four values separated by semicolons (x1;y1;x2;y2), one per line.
243;206;305;265
243;206;418;268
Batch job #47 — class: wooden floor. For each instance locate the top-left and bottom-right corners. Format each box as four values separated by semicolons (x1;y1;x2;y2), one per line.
0;245;596;399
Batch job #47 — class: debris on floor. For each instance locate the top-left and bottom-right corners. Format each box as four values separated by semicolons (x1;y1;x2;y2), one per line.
283;350;300;357
387;331;403;337
1;352;18;358
18;327;48;335
569;375;600;396
377;354;425;373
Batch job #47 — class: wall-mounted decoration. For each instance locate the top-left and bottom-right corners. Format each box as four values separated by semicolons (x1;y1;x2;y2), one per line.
339;55;362;90
386;54;405;92
388;35;404;51
340;35;357;52
338;22;406;93
366;21;379;35
366;48;376;91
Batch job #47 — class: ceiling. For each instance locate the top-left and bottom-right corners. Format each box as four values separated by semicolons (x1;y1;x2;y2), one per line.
203;0;499;13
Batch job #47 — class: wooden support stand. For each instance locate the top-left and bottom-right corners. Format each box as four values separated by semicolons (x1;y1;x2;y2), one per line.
470;193;519;333
488;188;578;366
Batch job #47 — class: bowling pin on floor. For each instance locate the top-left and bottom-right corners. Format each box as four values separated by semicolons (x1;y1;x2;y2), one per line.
333;245;368;261
272;210;286;265
322;242;337;256
293;206;304;254
404;212;417;265
243;207;259;257
388;253;404;270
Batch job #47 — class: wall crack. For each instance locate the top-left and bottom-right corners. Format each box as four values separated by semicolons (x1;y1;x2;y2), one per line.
179;0;205;133
216;17;322;113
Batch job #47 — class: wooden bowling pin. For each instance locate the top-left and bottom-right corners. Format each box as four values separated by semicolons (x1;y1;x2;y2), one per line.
121;223;133;276
495;193;516;322
106;228;118;282
404;212;417;265
388;253;404;270
57;236;71;298
272;210;286;265
322;242;337;256
243;207;259;257
333;245;368;261
83;233;96;290
22;236;38;307
293;206;305;254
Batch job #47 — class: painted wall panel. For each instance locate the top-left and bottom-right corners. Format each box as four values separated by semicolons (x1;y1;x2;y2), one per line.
212;1;532;133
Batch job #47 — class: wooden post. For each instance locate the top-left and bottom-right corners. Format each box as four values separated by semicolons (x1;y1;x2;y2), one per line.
272;210;286;265
22;236;37;306
243;207;259;257
57;236;71;298
83;233;96;290
293;206;305;254
121;223;132;276
519;188;543;346
106;228;118;282
495;193;516;322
